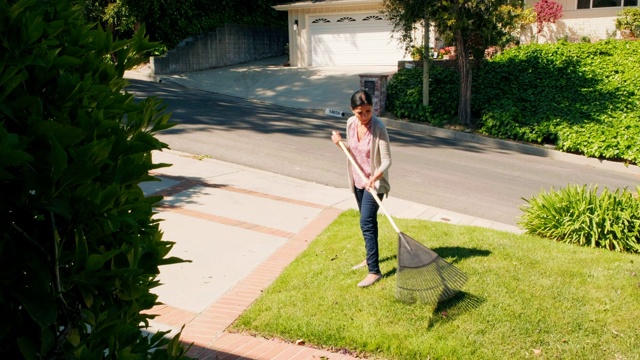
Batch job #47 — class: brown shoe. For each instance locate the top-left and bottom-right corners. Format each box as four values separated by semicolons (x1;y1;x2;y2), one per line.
357;273;381;288
351;259;367;270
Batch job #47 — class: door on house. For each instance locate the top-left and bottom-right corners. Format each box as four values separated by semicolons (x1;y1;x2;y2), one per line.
309;13;407;66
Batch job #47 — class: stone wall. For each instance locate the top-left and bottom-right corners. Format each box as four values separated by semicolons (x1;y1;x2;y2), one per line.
151;24;287;75
359;74;390;116
397;59;458;72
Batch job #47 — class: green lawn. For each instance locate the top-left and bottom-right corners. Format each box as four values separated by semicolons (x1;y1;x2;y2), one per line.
231;210;639;359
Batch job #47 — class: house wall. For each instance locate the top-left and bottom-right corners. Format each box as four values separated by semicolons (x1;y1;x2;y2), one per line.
282;0;636;66
523;0;636;42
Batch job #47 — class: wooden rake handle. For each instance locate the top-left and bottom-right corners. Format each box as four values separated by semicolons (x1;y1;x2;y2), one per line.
336;139;401;234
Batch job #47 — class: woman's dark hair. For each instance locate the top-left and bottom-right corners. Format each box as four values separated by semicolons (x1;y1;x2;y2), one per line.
350;90;373;109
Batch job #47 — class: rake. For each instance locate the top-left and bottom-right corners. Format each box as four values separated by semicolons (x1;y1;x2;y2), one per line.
337;140;467;304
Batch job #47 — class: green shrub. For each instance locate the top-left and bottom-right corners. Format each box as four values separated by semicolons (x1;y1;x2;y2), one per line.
615;8;640;38
410;45;425;61
386;65;459;126
387;41;640;165
124;0;287;49
1;0;187;357
519;185;640;253
473;40;640;164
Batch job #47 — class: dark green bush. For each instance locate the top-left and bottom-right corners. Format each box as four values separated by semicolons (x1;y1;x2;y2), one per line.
473;40;640;164
124;0;287;49
386;41;640;164
519;185;640;253
1;0;186;357
386;65;459;126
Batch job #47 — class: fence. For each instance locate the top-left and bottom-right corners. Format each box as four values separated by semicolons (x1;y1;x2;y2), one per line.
151;24;287;75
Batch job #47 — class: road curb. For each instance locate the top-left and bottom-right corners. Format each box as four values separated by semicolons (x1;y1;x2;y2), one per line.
306;107;639;176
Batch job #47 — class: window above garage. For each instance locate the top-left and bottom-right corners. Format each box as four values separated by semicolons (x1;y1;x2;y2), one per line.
274;0;382;11
577;0;638;9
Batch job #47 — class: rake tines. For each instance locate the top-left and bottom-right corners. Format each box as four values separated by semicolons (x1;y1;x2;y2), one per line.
395;232;467;305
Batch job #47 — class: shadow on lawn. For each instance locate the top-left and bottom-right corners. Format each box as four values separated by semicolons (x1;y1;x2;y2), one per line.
429;246;490;327
429;291;486;328
433;246;492;263
380;247;491;279
380;245;490;325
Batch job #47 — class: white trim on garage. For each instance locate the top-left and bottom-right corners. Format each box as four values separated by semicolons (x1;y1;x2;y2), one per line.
309;13;408;66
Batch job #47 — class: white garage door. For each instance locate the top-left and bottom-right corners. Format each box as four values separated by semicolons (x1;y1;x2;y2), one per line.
309;14;407;66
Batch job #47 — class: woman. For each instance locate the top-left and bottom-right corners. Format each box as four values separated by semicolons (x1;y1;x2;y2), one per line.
331;90;392;288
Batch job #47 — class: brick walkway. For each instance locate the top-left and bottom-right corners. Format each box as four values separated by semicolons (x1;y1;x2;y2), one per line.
146;174;363;360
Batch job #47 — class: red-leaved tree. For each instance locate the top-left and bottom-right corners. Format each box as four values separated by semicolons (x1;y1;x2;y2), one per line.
534;0;563;35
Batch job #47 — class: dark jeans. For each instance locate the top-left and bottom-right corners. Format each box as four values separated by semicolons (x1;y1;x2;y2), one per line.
354;187;383;275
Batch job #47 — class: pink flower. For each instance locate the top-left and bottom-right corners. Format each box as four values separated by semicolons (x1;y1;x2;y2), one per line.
440;47;455;55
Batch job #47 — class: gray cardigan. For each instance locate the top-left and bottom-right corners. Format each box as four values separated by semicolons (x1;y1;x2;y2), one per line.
344;115;392;195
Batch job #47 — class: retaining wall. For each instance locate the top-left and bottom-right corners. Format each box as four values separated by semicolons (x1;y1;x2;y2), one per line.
151;24;287;75
397;59;459;72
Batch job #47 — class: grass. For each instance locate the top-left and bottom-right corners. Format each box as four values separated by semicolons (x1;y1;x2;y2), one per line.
230;210;640;359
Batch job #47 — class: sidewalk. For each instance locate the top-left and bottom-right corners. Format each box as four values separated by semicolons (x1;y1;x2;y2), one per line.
139;149;520;360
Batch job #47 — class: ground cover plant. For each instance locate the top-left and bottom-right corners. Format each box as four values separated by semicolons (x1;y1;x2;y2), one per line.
231;210;639;359
386;40;640;165
520;185;640;253
474;40;640;165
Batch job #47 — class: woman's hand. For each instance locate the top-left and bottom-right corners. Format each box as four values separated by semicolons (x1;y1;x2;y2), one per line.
331;131;342;145
365;173;379;191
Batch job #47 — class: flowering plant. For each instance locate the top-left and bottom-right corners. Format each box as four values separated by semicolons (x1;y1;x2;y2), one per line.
439;47;453;55
438;46;456;59
534;0;563;35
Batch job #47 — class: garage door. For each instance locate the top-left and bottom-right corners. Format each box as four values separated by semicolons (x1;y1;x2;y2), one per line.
309;14;407;66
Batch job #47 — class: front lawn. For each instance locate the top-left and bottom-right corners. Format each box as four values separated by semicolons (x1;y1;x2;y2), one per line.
231;210;639;359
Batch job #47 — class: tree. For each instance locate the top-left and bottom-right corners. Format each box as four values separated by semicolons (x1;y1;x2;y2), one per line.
615;7;640;39
79;0;287;49
121;0;287;48
383;0;524;125
384;0;436;107
1;0;187;357
81;0;136;40
533;0;563;37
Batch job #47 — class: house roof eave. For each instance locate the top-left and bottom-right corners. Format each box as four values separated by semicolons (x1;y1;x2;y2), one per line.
273;0;381;11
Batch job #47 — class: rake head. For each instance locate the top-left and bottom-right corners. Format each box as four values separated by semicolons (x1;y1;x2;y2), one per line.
396;232;467;305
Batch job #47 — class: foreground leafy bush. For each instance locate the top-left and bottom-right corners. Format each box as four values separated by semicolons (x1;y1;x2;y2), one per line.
474;40;640;164
1;0;186;357
519;185;640;253
386;65;459;126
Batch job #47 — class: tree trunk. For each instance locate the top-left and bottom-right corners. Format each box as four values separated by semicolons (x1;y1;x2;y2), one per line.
422;17;430;107
456;30;471;126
